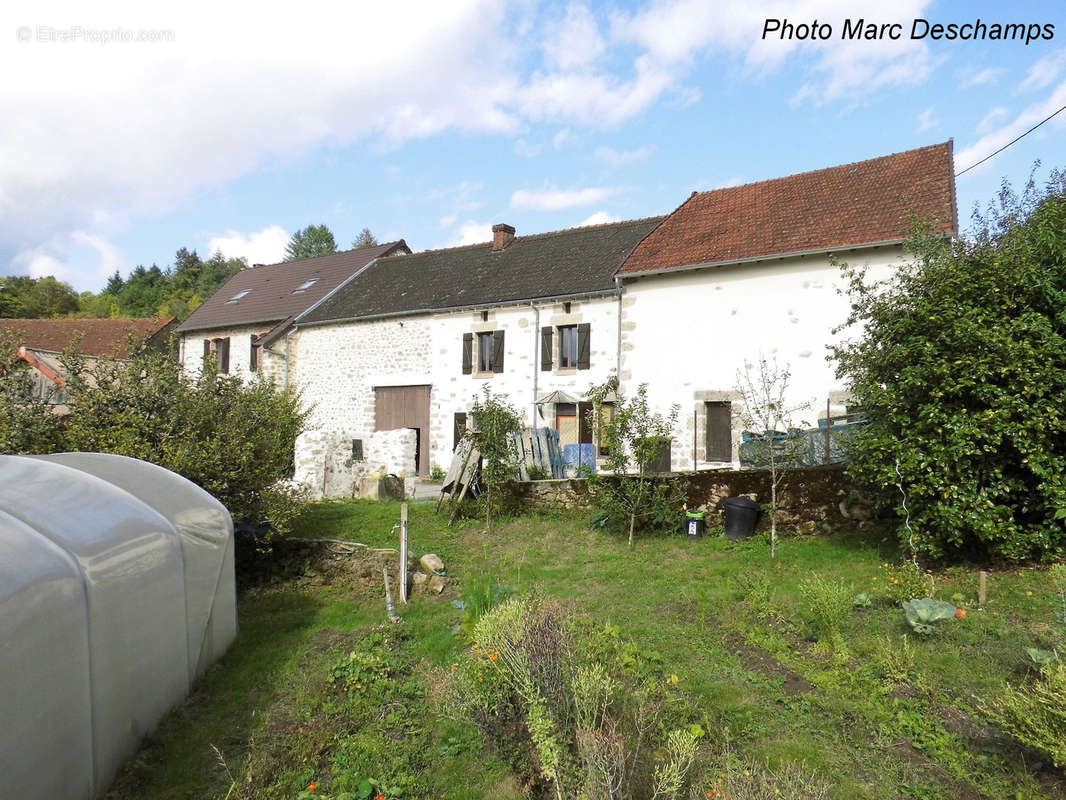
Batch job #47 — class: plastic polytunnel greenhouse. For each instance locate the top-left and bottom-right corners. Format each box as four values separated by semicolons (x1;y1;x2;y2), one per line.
0;453;237;800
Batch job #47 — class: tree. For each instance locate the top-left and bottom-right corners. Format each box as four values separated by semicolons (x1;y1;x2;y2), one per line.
586;377;681;547
0;276;80;318
831;170;1066;562
736;353;809;558
284;224;337;261
465;386;523;531
351;228;379;249
0;328;65;454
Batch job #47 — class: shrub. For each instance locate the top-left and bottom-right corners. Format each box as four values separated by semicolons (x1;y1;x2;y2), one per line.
586;378;684;545
699;757;831;800
874;562;932;606
981;662;1066;767
799;575;853;650
831;172;1066;561
0;338;308;538
449;595;702;800
463;387;523;531
0;328;67;455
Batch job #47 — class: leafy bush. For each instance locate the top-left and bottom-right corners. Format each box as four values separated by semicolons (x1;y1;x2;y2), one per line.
981;662;1066;767
799;575;853;650
447;595;702;800
0;338;308;538
585;378;684;545
463;387;523;531
0;329;66;455
874;562;932;606
831;172;1066;561
429;464;446;481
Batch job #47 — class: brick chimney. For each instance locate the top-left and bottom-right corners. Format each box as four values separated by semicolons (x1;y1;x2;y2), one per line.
492;223;516;251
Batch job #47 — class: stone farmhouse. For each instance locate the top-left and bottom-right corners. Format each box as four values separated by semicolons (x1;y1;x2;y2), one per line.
179;141;957;497
175;240;410;382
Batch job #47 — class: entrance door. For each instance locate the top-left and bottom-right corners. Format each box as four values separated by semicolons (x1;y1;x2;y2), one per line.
374;385;431;476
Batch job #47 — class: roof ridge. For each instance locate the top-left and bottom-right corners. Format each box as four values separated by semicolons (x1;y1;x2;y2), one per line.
400;215;666;259
245;239;404;271
692;140;952;198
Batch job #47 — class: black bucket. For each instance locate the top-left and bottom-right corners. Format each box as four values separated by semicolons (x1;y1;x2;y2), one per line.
724;496;761;540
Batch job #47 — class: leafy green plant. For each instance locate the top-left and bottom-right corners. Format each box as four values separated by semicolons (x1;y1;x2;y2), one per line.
853;592;874;608
874;562;931;606
1026;648;1060;668
429;464;446;481
585;377;683;546
831;172;1066;561
463;387;523;531
981;662;1066;767
799;575;853;650
902;598;957;636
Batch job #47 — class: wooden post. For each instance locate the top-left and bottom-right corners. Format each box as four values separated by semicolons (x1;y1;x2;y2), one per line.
399;503;409;604
978;571;987;606
693;408;698;471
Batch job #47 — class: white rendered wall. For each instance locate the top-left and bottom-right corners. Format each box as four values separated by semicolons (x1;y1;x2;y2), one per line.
618;246;902;470
179;324;271;382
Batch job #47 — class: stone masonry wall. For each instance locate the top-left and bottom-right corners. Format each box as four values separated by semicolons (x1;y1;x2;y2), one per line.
294;428;416;500
513;464;853;532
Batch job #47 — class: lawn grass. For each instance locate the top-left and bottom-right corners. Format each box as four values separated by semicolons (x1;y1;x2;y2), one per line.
106;501;1066;799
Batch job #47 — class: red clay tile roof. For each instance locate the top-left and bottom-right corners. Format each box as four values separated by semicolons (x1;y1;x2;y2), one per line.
176;241;409;333
618;141;957;276
0;317;176;358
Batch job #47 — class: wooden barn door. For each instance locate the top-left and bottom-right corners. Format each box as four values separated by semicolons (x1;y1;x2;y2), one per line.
374;385;431;476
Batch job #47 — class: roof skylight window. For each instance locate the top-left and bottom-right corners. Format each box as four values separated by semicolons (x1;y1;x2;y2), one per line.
293;278;319;293
226;289;251;303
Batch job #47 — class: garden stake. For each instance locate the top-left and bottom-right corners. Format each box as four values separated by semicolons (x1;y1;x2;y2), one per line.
383;564;400;623
399;502;409;604
979;570;987;607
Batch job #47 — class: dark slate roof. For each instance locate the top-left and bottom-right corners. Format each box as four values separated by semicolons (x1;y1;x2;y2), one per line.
298;218;663;325
620;141;957;276
0;317;176;358
177;241;409;332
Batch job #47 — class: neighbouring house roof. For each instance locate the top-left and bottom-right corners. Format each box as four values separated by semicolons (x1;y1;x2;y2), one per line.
618;141;958;277
298;217;663;326
0;317;176;359
176;241;410;333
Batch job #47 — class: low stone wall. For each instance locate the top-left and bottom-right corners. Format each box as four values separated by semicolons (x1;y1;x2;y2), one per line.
512;464;857;532
294;428;417;500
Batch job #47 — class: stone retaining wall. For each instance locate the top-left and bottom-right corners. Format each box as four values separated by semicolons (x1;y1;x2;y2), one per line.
294;428;417;500
512;464;857;531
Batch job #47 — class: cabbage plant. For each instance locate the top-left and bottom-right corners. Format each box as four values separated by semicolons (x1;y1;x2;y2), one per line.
902;599;957;635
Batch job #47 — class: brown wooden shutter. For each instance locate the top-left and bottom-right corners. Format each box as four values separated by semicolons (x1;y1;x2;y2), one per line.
492;330;505;373
249;338;258;372
541;326;553;371
461;333;472;374
219;337;230;374
705;402;732;461
577;323;591;370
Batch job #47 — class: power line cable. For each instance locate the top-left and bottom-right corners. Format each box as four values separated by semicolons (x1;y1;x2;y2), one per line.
955;102;1066;177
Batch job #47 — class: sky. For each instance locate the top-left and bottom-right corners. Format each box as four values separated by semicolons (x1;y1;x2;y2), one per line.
2;0;1065;292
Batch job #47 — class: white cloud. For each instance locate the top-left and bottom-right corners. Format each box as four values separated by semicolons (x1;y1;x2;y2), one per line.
436;182;484;228
542;4;605;70
553;128;572;149
977;106;1008;134
12;247;68;282
447;221;493;247
956;81;1066;176
1019;49;1066;92
916;107;938;133
207;225;289;266
712;176;747;190
960;67;1004;89
71;231;128;277
514;138;542;158
578;211;617;226
510;185;615;211
594;145;653;166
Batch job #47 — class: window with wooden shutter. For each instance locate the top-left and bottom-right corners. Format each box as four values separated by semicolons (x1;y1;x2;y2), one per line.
202;339;210;359
492;330;505;373
477;332;493;372
541;327;553;371
577;323;591;370
462;333;473;374
249;338;258;372
219;337;230;374
704;401;732;462
558;325;578;368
